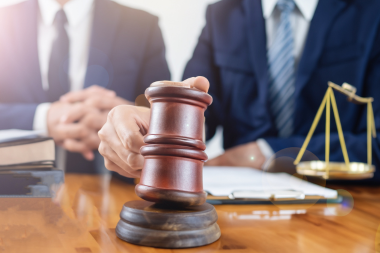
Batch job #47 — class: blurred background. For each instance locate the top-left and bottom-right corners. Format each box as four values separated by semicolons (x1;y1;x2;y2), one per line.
1;0;218;81
0;0;224;159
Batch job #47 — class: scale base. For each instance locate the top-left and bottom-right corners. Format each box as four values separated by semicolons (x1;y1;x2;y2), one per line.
296;161;375;180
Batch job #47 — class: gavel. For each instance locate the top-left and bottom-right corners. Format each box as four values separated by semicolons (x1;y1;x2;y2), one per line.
116;81;220;248
135;81;212;206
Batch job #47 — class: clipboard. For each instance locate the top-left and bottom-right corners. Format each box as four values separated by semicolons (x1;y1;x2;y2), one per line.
206;190;343;205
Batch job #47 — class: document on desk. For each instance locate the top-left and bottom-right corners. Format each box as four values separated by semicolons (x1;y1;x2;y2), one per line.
203;166;337;200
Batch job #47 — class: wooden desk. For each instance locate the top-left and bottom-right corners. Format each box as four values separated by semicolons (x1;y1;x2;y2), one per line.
1;174;379;253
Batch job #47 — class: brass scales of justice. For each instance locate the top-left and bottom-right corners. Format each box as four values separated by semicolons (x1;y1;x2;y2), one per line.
294;82;376;180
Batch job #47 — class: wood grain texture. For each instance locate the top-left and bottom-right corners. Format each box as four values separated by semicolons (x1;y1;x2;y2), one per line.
116;200;220;248
135;184;206;207
137;86;212;206
0;174;379;253
144;86;212;144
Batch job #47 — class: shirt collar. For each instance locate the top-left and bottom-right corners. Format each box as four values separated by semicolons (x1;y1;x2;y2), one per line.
38;0;94;27
262;0;319;21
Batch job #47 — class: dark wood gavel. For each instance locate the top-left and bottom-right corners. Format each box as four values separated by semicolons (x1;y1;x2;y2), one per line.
135;81;212;207
116;81;220;248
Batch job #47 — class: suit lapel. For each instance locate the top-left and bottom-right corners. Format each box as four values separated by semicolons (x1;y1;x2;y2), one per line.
14;0;46;102
294;0;347;99
243;0;269;105
84;0;121;89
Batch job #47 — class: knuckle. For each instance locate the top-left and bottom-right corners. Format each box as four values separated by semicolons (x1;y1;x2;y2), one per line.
87;113;96;123
78;126;88;138
82;104;90;113
107;107;116;120
74;103;84;111
127;161;139;171
111;105;130;120
98;129;106;141
82;117;90;127
91;85;102;90
121;133;132;150
104;159;113;171
115;105;132;115
62;141;70;150
85;98;96;107
98;143;106;156
93;97;102;107
127;153;143;170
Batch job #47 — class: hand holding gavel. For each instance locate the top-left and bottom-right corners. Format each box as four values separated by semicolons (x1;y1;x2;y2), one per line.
97;76;210;178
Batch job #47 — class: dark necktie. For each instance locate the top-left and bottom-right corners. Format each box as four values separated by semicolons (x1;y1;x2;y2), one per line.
47;9;70;102
47;10;94;173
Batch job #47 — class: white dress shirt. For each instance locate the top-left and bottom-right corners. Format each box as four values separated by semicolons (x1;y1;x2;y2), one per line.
33;0;94;133
257;0;319;167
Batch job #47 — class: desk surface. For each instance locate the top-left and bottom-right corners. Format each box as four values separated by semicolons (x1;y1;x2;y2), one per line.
1;174;379;253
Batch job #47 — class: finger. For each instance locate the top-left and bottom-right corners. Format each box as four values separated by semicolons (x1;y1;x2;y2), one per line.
62;139;94;161
85;96;114;110
60;104;95;124
86;85;116;96
84;96;118;110
99;142;143;174
183;76;210;92
81;111;108;130
60;90;90;103
150;77;209;93
104;158;141;178
55;123;90;140
109;106;148;153
60;85;115;103
84;96;133;111
85;86;116;99
82;151;95;161
82;131;101;150
98;120;145;169
125;152;145;171
62;138;88;153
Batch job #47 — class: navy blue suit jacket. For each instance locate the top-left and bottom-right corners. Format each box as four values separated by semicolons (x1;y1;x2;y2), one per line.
183;0;380;182
0;0;170;130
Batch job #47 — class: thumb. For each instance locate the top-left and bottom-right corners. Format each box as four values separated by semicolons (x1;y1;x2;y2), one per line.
183;76;210;93
150;76;210;93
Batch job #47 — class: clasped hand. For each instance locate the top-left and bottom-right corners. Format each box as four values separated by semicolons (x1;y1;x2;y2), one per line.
47;85;132;160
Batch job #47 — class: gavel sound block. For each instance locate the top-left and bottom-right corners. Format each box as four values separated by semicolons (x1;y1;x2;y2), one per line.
115;82;221;248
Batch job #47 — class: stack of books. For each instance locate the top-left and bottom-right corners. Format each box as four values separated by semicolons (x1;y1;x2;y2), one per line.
0;130;64;197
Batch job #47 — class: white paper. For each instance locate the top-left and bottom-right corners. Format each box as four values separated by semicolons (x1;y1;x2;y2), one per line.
203;166;337;199
0;129;44;143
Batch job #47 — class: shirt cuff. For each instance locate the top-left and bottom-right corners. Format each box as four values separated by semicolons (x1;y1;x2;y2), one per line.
256;138;275;170
33;103;51;135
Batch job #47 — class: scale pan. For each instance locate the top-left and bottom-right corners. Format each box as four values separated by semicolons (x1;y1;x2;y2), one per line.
296;161;375;180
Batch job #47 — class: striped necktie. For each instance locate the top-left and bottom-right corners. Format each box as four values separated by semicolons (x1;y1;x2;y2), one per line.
267;0;295;138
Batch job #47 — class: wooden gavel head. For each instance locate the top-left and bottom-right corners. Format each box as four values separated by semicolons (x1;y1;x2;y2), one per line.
135;81;212;207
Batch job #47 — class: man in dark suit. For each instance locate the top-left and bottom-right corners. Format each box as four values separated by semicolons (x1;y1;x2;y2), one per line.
96;0;380;183
0;0;170;173
181;0;380;182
